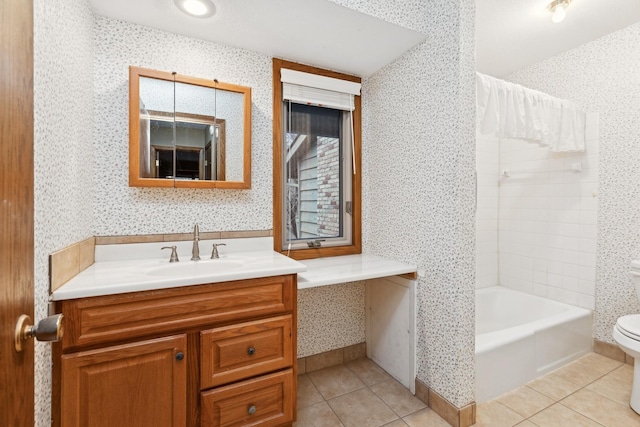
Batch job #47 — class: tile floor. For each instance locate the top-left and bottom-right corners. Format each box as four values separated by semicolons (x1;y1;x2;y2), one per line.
295;353;640;427
295;357;449;427
475;352;640;427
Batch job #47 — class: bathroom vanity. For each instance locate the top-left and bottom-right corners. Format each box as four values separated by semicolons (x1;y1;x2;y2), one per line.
49;237;418;427
50;243;305;427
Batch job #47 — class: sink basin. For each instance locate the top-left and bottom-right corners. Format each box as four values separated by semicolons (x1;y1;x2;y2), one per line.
143;258;245;277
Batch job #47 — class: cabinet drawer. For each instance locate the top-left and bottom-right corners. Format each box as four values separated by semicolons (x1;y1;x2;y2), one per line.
201;369;293;427
59;275;295;350
201;315;293;389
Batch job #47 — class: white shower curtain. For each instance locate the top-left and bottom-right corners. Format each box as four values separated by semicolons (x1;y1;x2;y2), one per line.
476;72;586;152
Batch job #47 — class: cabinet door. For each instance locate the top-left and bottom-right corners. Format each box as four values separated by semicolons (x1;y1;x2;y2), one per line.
61;335;187;427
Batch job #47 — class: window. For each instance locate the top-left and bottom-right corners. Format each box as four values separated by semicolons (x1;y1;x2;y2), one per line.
273;59;362;259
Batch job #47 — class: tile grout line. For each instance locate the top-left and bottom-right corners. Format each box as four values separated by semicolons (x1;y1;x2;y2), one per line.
326;387;401;427
303;361;432;427
341;360;406;424
492;357;628;426
324;401;345;427
557;389;630;426
342;361;432;423
520;366;626;426
534;402;607;427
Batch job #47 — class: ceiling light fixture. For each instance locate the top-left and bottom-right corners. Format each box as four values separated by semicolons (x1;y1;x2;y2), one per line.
174;0;216;18
548;0;571;24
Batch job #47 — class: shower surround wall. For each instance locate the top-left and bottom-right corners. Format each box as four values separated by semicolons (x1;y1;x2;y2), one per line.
498;133;599;310
475;119;599;312
506;22;640;345
475;134;500;289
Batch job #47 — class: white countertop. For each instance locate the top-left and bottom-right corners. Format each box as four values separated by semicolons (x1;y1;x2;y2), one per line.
297;254;417;289
52;249;306;301
51;236;417;300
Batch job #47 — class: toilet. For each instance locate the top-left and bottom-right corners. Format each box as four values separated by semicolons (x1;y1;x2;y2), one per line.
613;260;640;413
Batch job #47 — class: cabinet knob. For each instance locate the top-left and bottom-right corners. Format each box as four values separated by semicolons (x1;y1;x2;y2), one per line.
175;352;184;361
248;405;256;415
247;346;256;356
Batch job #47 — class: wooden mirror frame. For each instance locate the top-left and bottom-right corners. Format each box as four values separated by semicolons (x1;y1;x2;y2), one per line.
129;66;251;189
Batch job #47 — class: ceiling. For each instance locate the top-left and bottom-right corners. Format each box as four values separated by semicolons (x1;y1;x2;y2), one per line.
87;0;426;78
476;0;640;77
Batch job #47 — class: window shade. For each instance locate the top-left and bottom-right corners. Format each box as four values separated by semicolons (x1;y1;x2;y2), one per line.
281;68;361;111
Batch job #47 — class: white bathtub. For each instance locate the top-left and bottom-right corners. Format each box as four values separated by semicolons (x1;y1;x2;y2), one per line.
475;286;592;403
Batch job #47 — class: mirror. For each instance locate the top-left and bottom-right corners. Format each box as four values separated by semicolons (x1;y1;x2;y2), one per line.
129;66;251;188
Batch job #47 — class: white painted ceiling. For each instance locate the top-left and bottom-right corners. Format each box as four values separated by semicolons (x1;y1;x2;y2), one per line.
87;0;426;78
476;0;640;77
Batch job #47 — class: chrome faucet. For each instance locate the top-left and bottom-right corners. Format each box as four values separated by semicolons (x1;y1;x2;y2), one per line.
161;246;179;263
191;224;200;261
210;243;226;259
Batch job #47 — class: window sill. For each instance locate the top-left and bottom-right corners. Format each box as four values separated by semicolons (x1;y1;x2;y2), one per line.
297;254;417;289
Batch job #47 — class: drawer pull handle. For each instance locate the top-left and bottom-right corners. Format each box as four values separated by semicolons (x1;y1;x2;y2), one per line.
247;346;256;356
175;352;185;361
248;405;256;415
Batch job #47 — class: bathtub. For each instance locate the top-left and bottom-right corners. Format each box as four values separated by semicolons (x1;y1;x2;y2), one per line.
475;286;592;403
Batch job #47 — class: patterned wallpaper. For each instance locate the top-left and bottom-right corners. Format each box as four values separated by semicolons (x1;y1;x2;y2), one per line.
507;22;640;345
92;14;367;367
355;0;477;408
33;8;370;427
297;283;366;357
33;0;640;417
93;16;272;236
34;2;478;423
33;0;95;426
327;0;431;33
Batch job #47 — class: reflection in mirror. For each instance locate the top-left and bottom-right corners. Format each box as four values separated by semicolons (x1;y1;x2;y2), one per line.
130;67;251;189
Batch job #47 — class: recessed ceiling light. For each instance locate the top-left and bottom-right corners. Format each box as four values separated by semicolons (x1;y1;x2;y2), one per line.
174;0;216;18
548;0;571;24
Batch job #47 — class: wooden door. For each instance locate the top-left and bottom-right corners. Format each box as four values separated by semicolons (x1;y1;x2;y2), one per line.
0;0;35;426
61;335;188;427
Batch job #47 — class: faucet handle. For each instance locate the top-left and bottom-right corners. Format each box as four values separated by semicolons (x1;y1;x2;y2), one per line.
210;243;226;259
161;246;179;263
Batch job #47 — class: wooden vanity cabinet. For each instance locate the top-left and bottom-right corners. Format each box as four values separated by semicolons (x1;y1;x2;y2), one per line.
60;335;187;427
52;274;297;427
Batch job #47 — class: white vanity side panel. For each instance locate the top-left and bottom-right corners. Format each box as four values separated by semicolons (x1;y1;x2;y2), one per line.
366;277;416;393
